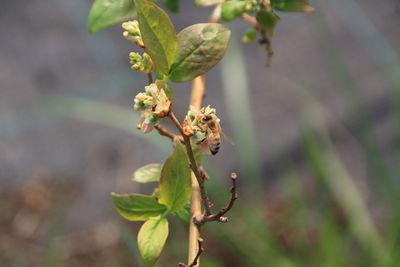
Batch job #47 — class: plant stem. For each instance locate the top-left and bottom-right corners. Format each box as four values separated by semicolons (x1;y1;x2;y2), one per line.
180;6;222;265
169;111;184;135
182;134;211;216
168;111;212;208
179;238;204;267
154;125;183;141
195;173;238;226
147;73;153;84
186;6;221;263
187;76;206;267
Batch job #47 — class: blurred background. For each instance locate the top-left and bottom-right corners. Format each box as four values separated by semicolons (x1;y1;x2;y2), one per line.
1;0;400;266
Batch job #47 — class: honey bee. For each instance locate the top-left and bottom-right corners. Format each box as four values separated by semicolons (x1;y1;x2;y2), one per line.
202;115;221;155
199;115;233;155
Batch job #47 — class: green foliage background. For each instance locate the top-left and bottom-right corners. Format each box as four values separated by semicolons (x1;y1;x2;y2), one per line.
1;0;400;267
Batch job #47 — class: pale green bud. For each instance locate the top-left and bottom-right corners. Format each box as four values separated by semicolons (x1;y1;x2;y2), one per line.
129;52;154;73
122;20;144;47
142;53;154;73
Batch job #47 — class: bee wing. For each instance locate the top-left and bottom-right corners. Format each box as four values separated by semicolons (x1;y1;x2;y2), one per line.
221;130;235;145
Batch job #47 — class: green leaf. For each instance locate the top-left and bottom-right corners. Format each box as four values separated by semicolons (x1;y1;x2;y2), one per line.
138;217;169;267
242;28;257;43
256;9;280;37
194;0;223;7
159;142;191;212
271;0;314;13
169;23;231;82
135;0;178;74
221;1;249;22
111;193;167;221
163;0;179;13
175;203;190;224
88;0;136;34
132;164;162;183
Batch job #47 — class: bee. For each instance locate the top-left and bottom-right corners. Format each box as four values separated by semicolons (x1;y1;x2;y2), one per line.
199;115;233;155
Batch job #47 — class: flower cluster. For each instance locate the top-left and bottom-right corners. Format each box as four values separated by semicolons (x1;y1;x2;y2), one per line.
183;105;222;154
122;20;144;47
134;83;172;133
129;52;153;73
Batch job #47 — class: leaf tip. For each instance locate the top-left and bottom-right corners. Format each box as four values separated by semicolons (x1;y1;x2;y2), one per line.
87;26;96;35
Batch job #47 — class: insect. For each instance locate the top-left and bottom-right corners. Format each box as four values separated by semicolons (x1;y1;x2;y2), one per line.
199;115;233;155
201;115;221;155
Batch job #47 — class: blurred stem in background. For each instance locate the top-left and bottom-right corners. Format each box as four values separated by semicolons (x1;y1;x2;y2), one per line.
329;0;400;139
301;100;389;266
220;32;262;189
313;1;400;222
313;1;389;186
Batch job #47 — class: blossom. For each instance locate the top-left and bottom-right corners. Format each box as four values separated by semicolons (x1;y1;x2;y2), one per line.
134;83;172;133
137;111;160;133
182;105;201;136
182;105;222;154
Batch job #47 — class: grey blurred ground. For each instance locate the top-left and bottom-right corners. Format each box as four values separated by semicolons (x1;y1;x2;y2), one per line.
0;0;400;265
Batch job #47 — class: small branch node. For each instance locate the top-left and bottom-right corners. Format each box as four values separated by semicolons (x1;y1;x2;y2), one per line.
193;215;202;227
219;216;229;223
194;172;238;226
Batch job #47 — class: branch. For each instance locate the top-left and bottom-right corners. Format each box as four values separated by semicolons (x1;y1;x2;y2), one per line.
169;112;184;135
168;112;212;216
241;13;263;32
208;4;221;23
259;34;273;67
189;76;206;109
147;73;153;84
178;238;204;267
182;134;212;216
241;13;273;66
154;125;183;142
194;173;238;226
186;76;206;267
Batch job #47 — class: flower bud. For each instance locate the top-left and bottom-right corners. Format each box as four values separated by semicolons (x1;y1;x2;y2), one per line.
122;20;144;47
129;52;154;73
